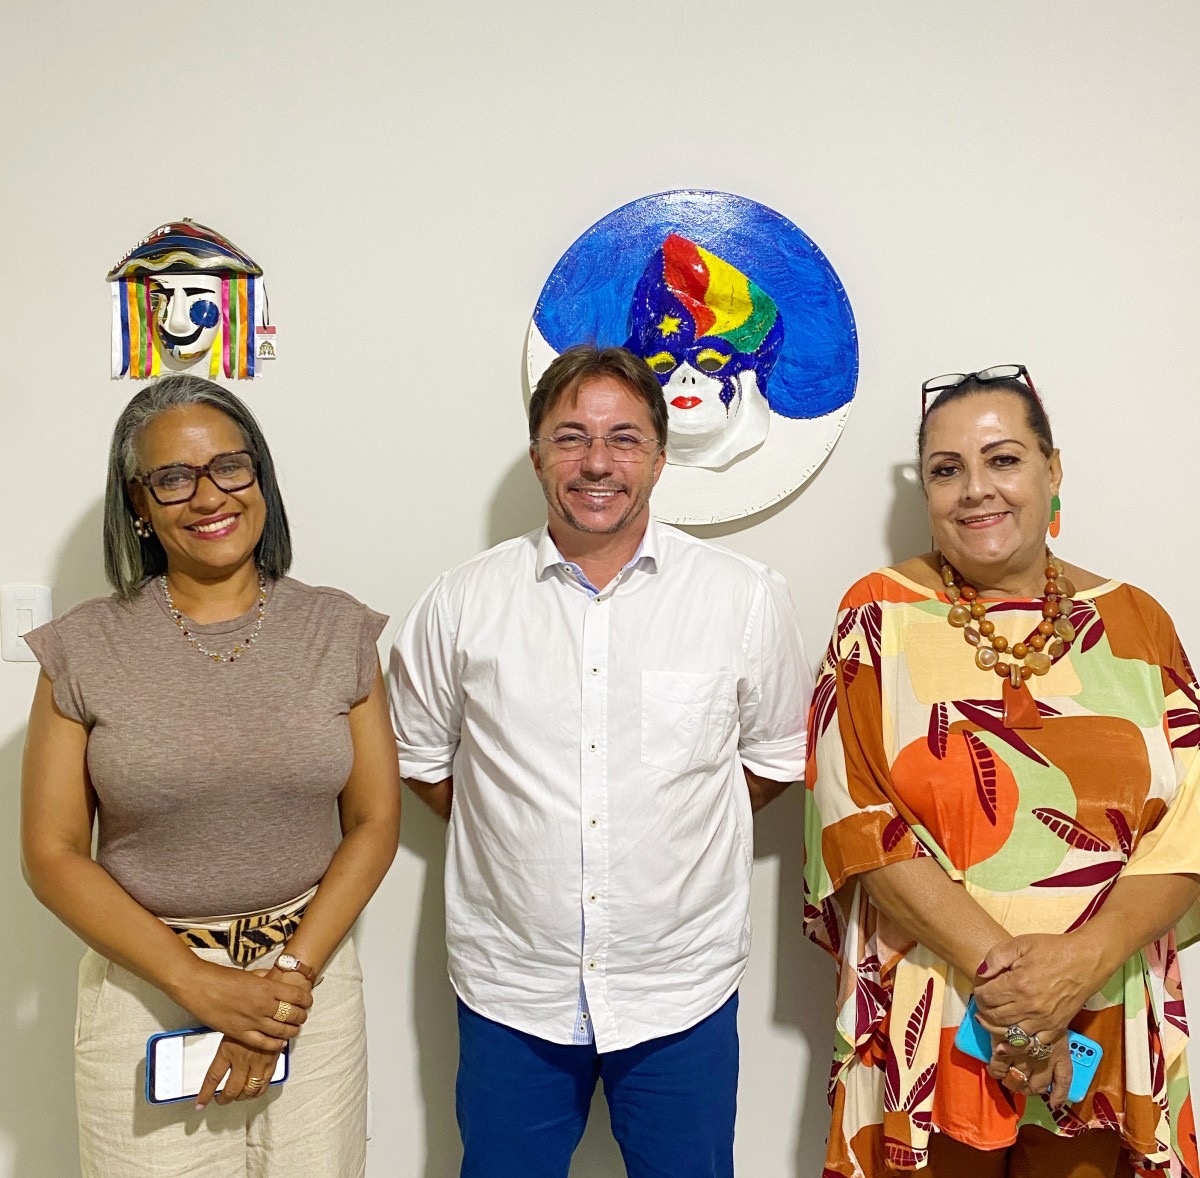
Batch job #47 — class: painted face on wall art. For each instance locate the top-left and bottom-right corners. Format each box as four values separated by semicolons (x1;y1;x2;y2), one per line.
624;234;783;469
527;191;858;524
148;274;223;368
107;219;269;380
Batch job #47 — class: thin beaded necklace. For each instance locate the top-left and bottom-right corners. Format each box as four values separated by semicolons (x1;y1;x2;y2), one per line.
159;571;268;664
939;551;1077;729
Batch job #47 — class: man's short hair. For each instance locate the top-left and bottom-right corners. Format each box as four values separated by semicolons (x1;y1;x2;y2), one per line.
528;344;669;446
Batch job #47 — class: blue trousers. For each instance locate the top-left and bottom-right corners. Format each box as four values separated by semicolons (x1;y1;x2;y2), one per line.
456;993;739;1178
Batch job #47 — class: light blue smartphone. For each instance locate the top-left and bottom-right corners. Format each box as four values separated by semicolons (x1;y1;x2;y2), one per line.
954;996;1102;1103
145;1026;289;1104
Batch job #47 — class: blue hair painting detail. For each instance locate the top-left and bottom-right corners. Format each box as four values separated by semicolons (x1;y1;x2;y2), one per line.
528;190;857;523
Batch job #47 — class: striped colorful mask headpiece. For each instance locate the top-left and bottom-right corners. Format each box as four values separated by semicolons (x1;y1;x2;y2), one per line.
107;219;266;380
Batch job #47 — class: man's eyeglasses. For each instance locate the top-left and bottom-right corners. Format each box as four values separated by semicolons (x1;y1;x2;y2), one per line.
921;364;1038;417
132;450;258;505
533;432;662;463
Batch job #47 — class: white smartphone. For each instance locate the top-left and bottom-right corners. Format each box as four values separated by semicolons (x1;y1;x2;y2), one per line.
145;1026;289;1104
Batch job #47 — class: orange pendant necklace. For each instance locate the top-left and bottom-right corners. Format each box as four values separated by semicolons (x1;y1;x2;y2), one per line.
940;553;1077;730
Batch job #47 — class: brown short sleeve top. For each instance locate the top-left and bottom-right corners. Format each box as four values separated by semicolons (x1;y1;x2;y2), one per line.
25;576;388;917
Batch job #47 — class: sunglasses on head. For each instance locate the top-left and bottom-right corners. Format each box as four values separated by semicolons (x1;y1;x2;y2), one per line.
921;364;1038;417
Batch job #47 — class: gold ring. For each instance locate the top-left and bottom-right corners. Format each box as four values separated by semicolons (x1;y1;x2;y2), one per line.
1026;1036;1053;1061
245;1077;264;1090
1006;1065;1030;1087
272;1000;293;1023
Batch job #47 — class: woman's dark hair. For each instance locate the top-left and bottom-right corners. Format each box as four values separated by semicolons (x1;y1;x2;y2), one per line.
104;374;292;599
917;377;1054;462
529;344;669;446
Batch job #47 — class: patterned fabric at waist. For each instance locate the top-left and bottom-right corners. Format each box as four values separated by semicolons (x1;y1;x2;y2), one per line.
162;884;316;968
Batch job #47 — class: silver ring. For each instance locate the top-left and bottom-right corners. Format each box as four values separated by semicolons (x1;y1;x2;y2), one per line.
1026;1036;1053;1061
1004;1025;1032;1050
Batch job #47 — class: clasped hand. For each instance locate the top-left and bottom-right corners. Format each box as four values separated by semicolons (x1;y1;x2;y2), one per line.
971;931;1109;1106
191;965;315;1109
973;931;1107;1045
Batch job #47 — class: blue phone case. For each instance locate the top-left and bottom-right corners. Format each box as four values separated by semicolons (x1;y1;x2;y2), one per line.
145;1025;289;1104
954;997;1102;1103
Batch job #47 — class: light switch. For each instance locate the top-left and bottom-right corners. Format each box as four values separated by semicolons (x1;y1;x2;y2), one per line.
1;584;52;662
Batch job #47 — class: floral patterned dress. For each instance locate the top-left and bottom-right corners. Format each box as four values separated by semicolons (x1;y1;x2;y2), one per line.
804;568;1200;1176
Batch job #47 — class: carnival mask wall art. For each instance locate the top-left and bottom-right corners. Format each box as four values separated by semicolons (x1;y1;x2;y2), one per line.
108;219;273;380
528;191;857;524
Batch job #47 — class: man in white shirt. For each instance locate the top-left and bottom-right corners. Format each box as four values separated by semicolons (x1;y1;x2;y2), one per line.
389;344;812;1178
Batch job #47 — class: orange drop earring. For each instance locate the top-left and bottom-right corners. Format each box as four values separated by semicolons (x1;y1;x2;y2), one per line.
1048;494;1062;539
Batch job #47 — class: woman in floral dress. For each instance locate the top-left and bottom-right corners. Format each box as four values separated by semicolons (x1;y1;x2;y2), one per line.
805;367;1200;1177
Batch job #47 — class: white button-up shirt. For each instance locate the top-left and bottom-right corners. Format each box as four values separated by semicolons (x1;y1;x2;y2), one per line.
389;517;812;1051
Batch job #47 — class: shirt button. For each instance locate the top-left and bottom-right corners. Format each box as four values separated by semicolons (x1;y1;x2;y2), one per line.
588;817;598;828
587;960;596;971
581;1012;589;1021
590;666;599;675
589;741;597;751
588;893;598;903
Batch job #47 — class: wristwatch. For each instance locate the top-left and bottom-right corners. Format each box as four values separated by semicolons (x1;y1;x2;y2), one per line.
276;952;317;982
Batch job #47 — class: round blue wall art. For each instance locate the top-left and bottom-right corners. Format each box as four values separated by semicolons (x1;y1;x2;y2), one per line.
528;189;858;525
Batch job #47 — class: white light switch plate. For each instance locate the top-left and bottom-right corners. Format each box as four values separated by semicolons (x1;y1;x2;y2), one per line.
1;584;52;662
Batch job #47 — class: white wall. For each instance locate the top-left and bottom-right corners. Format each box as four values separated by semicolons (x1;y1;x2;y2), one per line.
3;2;1199;1174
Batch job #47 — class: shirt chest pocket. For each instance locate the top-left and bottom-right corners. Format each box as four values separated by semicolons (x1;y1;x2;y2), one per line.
640;671;737;774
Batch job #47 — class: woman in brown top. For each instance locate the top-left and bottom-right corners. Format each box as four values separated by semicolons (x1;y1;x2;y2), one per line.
21;374;401;1176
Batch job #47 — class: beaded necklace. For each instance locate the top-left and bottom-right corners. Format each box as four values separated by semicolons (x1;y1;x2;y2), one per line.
939;552;1076;729
159;571;268;664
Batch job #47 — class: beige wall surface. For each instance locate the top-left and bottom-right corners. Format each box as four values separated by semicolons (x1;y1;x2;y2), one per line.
2;2;1198;1174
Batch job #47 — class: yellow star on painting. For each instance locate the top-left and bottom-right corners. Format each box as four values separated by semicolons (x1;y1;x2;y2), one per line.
657;314;682;338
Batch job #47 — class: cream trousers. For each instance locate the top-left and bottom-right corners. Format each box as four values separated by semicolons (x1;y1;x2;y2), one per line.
74;935;367;1177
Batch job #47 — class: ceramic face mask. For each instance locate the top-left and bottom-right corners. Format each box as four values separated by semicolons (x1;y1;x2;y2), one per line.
107;219;265;380
625;234;784;469
148;274;223;368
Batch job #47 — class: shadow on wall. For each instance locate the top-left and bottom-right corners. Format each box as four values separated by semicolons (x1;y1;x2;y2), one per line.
755;787;837;1173
682;474;810;543
394;798;460;1177
54;501;111;615
1;502;109;1176
887;462;928;565
486;452;545;550
489;341;543;550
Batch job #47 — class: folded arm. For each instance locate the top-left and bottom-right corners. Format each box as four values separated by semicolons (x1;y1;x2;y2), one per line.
745;769;794;812
860;856;1011;978
975;872;1200;1045
404;775;453;821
